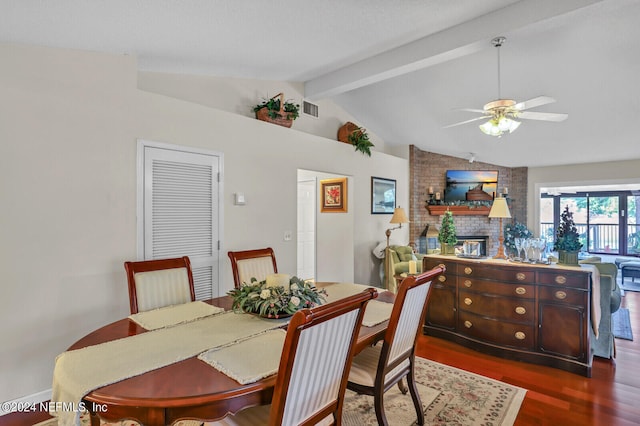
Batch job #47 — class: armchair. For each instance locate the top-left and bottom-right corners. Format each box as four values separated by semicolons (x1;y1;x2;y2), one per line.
384;245;425;292
579;259;622;359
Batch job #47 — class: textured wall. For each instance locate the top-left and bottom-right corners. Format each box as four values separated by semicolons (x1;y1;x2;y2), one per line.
409;146;527;256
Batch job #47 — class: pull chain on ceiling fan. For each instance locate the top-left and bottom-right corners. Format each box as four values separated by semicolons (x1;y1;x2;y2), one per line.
444;36;568;137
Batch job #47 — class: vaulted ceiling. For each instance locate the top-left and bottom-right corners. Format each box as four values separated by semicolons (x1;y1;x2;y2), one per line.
2;0;639;167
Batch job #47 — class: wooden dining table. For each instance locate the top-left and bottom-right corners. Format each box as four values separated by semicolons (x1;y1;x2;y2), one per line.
68;284;394;426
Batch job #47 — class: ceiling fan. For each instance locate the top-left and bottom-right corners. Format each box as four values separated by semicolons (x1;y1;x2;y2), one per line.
444;36;568;137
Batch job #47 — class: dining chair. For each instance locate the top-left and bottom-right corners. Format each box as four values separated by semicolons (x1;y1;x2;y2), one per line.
210;287;379;426
228;247;278;288
124;256;196;314
346;266;445;426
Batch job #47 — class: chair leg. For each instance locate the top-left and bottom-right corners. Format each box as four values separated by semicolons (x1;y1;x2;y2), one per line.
374;389;389;426
407;371;425;425
397;377;408;394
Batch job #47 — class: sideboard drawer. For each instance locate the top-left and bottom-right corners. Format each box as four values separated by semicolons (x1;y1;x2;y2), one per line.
456;264;535;283
458;311;535;350
539;286;588;305
458;290;535;323
458;278;535;299
538;271;589;289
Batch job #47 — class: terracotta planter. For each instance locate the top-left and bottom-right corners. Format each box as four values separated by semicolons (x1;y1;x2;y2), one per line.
558;250;579;265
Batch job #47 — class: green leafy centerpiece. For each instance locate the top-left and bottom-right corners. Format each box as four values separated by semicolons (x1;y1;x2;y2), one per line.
553;206;583;265
438;210;458;255
228;275;327;319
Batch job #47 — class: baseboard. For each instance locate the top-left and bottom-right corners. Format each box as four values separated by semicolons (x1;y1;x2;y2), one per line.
0;389;51;416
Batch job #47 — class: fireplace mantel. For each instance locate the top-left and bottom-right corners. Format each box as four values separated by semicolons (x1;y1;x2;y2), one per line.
426;205;491;216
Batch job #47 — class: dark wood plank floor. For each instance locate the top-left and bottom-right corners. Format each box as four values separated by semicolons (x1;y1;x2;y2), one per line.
416;288;640;426
3;291;639;425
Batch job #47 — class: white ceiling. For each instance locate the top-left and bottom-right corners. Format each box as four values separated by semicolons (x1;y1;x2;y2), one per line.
2;0;639;167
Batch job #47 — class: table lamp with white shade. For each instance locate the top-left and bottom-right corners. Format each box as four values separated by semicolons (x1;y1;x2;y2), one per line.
489;196;511;259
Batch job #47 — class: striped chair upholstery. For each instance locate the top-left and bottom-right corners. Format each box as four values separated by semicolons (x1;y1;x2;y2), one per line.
347;266;445;426
124;256;196;314
211;288;378;426
228;248;278;288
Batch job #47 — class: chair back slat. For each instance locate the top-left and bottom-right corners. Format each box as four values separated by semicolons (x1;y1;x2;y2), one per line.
381;266;444;372
228;248;278;288
270;288;378;426
124;256;196;314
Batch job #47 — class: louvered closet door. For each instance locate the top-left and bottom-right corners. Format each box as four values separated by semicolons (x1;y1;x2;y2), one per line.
140;142;221;299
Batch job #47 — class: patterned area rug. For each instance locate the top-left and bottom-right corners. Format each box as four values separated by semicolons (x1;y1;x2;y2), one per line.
36;357;526;426
613;308;634;340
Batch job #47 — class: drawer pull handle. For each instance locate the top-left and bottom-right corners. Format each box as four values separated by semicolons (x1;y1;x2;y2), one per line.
464;320;473;328
555;291;567;300
515;306;526;315
515;332;526;340
464;267;473;275
516;272;526;281
464;298;473;306
555;275;567;284
438;275;447;283
438;263;446;269
464;280;472;288
515;287;527;295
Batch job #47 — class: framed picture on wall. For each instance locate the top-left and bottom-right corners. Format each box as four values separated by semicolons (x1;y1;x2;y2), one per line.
371;176;396;214
320;177;348;213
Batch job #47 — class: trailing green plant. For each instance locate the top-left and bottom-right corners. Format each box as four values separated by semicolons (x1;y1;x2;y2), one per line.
253;96;300;121
227;276;326;319
347;127;375;156
504;221;533;256
438;210;458;246
553;206;584;252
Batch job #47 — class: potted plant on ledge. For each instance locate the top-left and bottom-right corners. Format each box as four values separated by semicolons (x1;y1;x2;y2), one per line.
337;122;375;156
253;93;300;128
553;206;583;265
438;210;458;255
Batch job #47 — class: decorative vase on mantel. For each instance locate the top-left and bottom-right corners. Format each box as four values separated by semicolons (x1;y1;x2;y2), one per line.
558;250;579;266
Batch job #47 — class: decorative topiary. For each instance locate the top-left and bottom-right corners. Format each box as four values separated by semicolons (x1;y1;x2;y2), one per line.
438;210;457;254
504;221;533;256
554;206;583;265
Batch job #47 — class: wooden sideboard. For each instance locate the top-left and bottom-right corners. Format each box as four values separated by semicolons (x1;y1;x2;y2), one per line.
423;255;593;377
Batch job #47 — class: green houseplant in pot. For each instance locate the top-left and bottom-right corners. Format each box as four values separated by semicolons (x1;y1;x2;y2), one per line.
438;210;458;255
553;206;583;265
253;93;300;128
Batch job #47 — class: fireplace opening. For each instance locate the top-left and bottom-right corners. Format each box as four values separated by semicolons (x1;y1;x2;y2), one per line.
455;235;489;257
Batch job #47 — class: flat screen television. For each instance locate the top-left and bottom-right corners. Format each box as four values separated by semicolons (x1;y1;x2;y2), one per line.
445;170;498;203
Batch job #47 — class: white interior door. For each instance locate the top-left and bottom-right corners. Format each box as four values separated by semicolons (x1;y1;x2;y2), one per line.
138;140;223;298
297;177;316;280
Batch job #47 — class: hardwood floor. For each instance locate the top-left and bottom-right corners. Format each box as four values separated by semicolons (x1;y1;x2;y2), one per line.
416;288;640;425
3;291;639;425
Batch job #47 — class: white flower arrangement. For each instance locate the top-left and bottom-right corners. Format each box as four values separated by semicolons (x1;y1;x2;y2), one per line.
227;276;327;319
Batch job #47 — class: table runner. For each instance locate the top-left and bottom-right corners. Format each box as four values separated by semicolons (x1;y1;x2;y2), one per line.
128;301;224;330
51;312;288;426
198;330;287;385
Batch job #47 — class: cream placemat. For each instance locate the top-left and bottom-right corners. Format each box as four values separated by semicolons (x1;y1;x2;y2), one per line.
128;301;225;330
323;283;392;327
362;300;394;327
198;329;287;385
51;312;288;426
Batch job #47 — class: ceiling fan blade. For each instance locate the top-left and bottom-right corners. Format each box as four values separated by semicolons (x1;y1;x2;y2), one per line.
456;108;487;114
443;116;490;129
517;111;568;122
514;96;556;111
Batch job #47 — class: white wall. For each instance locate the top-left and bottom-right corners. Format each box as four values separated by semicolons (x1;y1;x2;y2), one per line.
0;42;408;403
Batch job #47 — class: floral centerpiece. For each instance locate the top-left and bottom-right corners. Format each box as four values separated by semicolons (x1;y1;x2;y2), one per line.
504;221;533;257
227;275;327;319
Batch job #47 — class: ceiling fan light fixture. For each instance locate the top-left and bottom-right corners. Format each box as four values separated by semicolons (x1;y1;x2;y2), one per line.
479;116;520;137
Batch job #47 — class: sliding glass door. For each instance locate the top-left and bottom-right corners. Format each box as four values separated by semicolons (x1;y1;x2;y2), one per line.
541;191;639;257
